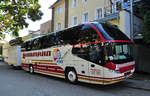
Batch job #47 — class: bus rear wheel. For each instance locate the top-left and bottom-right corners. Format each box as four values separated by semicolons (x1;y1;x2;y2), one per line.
29;65;34;74
66;69;78;83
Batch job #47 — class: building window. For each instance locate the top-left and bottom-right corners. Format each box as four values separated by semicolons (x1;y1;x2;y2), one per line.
72;0;78;8
112;0;122;13
82;0;87;3
72;16;78;26
95;7;103;20
57;6;62;14
56;23;61;31
83;12;89;23
116;1;122;11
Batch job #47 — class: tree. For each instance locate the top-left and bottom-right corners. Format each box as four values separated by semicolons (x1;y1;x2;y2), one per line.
0;0;43;39
134;0;150;44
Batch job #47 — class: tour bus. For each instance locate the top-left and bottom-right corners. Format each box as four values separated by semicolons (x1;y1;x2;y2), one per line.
21;22;135;85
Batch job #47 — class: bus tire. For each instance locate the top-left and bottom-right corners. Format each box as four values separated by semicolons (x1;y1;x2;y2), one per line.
29;65;34;74
65;68;78;84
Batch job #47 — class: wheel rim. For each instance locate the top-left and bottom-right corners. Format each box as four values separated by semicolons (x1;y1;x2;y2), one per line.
68;71;76;82
30;66;33;73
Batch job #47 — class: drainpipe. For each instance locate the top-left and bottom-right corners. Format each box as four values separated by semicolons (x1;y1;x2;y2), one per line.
130;0;134;41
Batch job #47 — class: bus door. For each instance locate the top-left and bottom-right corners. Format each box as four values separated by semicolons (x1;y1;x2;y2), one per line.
88;43;105;84
72;44;90;82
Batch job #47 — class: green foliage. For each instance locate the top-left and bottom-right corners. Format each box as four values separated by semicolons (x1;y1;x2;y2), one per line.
135;1;150;44
143;11;150;43
0;0;43;39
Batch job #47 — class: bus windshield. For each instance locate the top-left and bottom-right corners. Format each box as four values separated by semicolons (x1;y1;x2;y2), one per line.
105;43;133;63
92;23;130;40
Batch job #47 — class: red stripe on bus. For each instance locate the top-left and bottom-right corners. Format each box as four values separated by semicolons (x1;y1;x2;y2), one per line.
22;63;64;74
78;74;125;80
73;41;101;47
103;40;133;43
35;68;64;74
36;65;63;70
72;40;133;48
87;23;105;41
22;63;63;70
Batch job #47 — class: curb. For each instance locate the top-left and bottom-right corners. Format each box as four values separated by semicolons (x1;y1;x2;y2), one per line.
125;79;150;91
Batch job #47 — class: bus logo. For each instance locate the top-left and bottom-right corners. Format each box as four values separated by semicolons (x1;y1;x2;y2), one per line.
53;48;63;63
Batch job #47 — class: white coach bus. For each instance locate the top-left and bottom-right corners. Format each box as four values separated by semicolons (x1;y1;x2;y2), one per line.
21;22;135;85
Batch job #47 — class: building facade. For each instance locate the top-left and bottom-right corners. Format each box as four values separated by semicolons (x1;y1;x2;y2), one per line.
50;0;142;38
50;0;150;73
40;20;52;34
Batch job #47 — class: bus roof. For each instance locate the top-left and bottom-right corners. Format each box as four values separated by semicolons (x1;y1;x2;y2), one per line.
23;35;44;42
23;22;124;43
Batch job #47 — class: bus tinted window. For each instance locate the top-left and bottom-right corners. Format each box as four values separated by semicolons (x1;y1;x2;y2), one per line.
102;23;130;40
42;34;57;49
78;24;100;44
26;41;32;51
32;38;42;50
72;43;104;65
93;23;130;40
21;42;26;51
58;25;82;45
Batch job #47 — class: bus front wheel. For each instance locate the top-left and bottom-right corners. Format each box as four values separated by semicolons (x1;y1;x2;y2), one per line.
66;69;78;83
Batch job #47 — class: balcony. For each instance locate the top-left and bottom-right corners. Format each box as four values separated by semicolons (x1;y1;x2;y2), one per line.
96;0;141;22
96;5;120;22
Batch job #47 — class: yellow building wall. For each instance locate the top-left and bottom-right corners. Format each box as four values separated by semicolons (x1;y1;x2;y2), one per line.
53;1;65;32
107;19;120;25
68;0;111;27
119;10;131;38
119;11;126;33
107;19;120;27
52;0;112;28
52;0;128;35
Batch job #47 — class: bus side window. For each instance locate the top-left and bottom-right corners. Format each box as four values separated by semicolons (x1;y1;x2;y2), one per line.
21;42;26;51
25;41;32;51
41;34;57;48
61;26;81;45
72;45;88;60
50;34;57;46
88;44;104;65
72;43;104;65
32;39;41;50
78;25;100;44
61;29;73;45
25;42;28;51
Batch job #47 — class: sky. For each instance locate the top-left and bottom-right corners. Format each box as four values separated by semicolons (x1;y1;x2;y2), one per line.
6;0;57;41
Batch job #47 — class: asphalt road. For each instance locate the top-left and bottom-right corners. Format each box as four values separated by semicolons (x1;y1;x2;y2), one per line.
0;62;150;96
